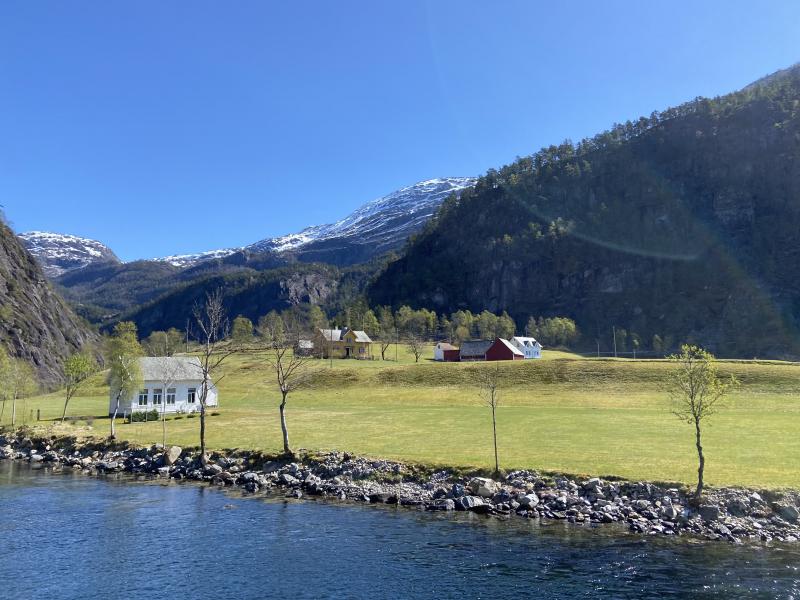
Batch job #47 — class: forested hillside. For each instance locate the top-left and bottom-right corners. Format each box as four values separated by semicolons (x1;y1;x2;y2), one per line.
370;65;800;357
0;220;98;386
120;259;387;337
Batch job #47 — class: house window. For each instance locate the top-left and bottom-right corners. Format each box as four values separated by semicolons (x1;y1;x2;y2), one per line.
153;389;163;405
187;388;196;403
138;390;149;406
166;388;176;405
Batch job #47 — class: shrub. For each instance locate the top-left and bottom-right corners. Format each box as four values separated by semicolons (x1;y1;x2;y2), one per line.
130;410;160;423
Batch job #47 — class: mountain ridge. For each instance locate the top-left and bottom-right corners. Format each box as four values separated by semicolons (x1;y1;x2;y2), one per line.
21;176;475;273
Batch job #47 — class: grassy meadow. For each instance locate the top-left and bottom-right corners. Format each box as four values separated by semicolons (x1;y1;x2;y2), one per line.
5;344;800;490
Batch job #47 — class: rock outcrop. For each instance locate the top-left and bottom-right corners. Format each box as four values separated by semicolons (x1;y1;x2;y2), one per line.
0;221;98;386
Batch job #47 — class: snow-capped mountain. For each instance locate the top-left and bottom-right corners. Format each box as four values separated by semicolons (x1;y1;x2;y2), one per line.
153;177;476;267
18;231;120;277
154;248;239;268
247;177;476;256
22;176;476;275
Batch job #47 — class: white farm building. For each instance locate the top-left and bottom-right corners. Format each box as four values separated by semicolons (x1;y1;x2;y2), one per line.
510;336;543;359
433;342;458;361
108;356;218;416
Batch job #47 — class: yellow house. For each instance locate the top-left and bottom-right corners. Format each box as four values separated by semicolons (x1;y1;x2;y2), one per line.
315;328;373;359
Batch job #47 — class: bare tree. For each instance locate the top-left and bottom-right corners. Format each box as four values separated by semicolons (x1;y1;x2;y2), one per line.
192;289;237;463
406;336;425;363
152;357;182;448
376;307;395;360
378;336;394;361
477;365;502;476
261;317;313;457
666;345;737;500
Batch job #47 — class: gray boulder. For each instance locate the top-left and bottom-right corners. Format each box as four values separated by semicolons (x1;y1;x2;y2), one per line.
774;504;800;524
660;504;679;520
469;477;500;498
432;499;456;511
457;495;485;511
518;494;540;508
165;446;182;466
698;505;720;522
205;463;224;476
280;473;300;486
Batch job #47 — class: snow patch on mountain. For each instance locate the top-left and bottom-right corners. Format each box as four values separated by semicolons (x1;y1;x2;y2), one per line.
18;231;119;277
153;248;240;268
247;177;477;254
151;176;475;266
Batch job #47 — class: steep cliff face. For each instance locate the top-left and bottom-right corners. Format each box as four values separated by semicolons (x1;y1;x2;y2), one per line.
369;65;800;357
0;221;98;386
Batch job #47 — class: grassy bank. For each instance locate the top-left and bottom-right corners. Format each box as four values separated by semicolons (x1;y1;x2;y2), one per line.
6;346;800;489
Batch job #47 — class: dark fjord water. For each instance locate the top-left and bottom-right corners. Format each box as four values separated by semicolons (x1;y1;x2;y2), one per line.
1;462;798;599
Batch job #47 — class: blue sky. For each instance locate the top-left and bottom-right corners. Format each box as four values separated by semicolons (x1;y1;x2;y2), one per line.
1;1;799;261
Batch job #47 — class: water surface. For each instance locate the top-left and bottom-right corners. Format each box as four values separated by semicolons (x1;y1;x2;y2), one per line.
1;462;798;599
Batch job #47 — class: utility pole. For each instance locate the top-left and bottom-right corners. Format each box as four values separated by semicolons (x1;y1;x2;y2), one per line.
612;326;618;358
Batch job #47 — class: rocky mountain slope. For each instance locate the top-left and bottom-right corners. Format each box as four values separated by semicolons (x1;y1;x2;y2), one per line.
369;64;800;357
0;221;98;386
18;231;119;277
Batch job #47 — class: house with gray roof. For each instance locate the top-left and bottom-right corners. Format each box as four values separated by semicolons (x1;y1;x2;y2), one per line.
314;327;373;359
107;356;218;416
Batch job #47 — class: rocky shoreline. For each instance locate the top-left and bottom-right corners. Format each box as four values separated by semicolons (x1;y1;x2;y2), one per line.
1;432;798;545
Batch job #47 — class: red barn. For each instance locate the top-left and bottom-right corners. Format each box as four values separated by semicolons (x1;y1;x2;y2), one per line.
443;348;461;362
485;338;525;361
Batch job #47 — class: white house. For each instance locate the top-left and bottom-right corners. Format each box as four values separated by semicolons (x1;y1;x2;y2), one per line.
433;342;458;361
108;356;218;416
510;336;543;359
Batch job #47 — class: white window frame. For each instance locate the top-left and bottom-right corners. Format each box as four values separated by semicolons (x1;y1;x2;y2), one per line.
187;388;196;403
153;388;163;405
166;388;176;405
138;389;149;406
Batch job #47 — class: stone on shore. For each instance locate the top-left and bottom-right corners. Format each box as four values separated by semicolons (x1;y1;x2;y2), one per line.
469;477;500;498
699;505;720;522
775;503;800;524
165;446;182;466
457;495;485;511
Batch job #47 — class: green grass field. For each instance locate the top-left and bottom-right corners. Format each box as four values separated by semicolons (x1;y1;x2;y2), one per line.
6;345;800;489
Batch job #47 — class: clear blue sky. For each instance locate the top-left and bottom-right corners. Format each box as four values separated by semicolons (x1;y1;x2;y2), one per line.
1;1;798;261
